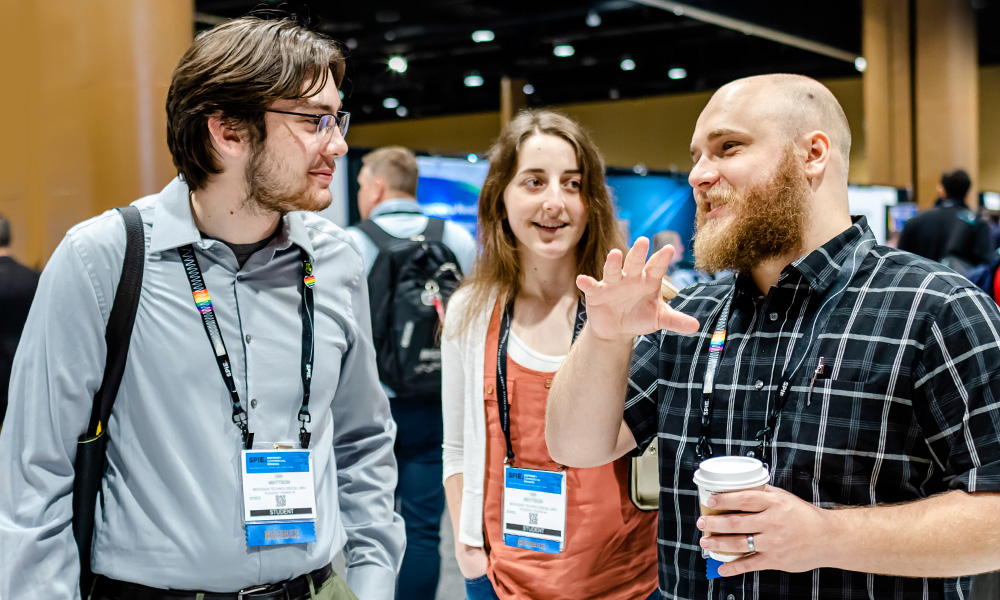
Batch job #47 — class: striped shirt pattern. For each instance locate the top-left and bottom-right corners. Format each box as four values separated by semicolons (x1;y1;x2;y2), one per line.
623;218;1000;600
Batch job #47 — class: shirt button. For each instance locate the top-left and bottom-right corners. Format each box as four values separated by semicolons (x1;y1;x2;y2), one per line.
245;334;252;344
250;398;258;409
754;380;764;390
769;312;779;321
727;595;736;600
746;451;755;458
236;274;244;282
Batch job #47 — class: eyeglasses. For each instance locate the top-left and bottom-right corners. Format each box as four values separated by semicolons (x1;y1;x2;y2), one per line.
265;109;350;144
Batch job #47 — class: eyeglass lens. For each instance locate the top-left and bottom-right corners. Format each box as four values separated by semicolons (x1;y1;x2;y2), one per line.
317;113;350;143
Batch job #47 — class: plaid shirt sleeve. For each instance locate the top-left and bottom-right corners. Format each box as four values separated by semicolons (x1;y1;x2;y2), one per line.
914;285;1000;492
623;330;665;454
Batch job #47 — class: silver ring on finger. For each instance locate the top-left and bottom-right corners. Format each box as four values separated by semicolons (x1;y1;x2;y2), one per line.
747;533;756;554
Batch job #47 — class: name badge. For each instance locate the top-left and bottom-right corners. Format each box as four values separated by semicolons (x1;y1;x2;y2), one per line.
240;448;318;546
501;465;567;554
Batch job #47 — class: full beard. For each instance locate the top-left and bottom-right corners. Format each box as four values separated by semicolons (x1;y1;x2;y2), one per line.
692;147;808;275
243;142;332;215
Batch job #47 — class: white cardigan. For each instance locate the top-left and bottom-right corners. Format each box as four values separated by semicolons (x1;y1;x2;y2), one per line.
441;286;499;547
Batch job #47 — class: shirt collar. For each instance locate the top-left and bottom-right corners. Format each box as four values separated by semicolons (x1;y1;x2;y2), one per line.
790;215;872;296
149;177;315;259
371;198;422;218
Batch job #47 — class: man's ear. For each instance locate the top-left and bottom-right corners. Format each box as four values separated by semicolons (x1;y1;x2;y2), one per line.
372;176;387;203
802;130;832;181
207;115;248;159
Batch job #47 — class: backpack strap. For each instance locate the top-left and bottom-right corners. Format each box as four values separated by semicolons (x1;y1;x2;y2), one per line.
356;219;399;252
422;217;445;242
89;205;146;434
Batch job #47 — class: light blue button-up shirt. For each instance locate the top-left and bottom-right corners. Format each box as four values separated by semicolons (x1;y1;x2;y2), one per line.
0;178;404;599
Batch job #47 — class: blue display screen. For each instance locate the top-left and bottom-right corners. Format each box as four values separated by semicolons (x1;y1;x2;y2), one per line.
606;172;697;257
416;157;489;237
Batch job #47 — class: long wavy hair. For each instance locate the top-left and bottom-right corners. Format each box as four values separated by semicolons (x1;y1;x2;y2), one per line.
449;110;625;336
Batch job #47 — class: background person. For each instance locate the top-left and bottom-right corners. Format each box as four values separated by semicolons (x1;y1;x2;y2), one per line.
346;146;476;600
547;74;1000;600
0;15;403;600
442;110;659;600
0;214;40;430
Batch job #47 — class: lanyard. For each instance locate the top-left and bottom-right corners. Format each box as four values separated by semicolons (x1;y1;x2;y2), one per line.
694;235;875;464
496;297;587;465
178;244;316;450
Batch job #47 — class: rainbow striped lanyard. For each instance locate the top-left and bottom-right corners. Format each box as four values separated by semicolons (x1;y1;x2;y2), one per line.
178;244;316;450
694;290;735;460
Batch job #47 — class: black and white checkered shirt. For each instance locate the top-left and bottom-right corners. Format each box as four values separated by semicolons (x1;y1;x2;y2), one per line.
624;218;1000;600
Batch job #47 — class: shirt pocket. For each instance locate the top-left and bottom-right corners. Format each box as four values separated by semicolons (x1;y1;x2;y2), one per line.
777;378;911;503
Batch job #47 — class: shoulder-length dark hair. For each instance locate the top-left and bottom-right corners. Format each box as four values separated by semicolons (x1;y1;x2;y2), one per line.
450;110;625;335
166;15;345;191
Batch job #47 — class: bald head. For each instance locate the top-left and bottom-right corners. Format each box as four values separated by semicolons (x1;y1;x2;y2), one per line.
709;74;851;176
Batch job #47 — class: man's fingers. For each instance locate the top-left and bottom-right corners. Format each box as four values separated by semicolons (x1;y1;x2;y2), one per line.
716;552;769;578
699;532;760;555
602;249;624;283
658;305;701;335
622;237;650;277
705;490;772;513
696;512;764;536
644;244;675;281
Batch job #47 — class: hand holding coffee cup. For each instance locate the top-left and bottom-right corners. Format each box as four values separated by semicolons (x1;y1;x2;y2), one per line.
693;456;770;562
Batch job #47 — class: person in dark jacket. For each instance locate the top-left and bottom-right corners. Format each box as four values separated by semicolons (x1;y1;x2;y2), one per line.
0;213;40;428
898;169;995;269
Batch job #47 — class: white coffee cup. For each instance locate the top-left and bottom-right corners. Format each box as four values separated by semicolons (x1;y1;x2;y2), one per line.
693;456;770;562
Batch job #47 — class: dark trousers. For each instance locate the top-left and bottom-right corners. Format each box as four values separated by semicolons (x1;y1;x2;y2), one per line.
390;396;445;600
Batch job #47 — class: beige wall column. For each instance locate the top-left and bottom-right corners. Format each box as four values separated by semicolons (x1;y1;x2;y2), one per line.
0;1;193;268
500;76;528;129
913;0;979;209
862;0;913;190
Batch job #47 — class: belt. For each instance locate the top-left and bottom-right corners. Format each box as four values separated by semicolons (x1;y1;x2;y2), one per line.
94;563;334;600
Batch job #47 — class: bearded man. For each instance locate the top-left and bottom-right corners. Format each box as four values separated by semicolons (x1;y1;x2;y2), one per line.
547;74;1000;599
0;16;403;600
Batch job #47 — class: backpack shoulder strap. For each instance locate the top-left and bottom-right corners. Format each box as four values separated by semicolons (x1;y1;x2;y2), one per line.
87;205;146;436
422;217;445;242
356;219;400;252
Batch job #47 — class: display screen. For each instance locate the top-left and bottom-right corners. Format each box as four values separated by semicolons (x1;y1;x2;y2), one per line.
415;156;489;237
847;185;906;245
606;170;697;259
982;191;1000;211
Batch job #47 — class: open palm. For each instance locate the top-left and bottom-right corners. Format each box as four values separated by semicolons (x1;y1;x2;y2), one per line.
577;237;701;341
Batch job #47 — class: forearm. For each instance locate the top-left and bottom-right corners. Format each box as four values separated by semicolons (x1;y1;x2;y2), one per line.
444;473;465;545
546;324;634;467
827;491;1000;577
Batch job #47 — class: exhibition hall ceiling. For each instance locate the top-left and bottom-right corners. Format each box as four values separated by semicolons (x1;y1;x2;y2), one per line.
194;0;1000;123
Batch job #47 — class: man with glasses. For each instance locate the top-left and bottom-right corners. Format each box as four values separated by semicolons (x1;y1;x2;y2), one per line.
0;15;403;600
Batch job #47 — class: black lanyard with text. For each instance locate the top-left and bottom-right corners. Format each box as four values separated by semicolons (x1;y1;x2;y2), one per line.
178;244;316;450
496;297;587;465
694;235;875;465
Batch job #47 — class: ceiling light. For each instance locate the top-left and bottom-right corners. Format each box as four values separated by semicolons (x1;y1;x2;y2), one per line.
854;57;868;72
382;97;400;109
586;11;601;27
609;88;620;100
620;58;636;71
388;56;408;73
467;154;479;163
464;71;484;87
553;45;575;58
668;67;688;80
673;7;684;16
522;83;535;95
396;106;408;117
384;31;397;41
472;30;495;43
346;38;358;50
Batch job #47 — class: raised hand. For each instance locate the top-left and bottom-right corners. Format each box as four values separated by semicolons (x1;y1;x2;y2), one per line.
576;237;700;342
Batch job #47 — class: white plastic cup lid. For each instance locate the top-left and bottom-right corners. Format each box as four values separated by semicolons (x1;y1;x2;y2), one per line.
693;456;770;491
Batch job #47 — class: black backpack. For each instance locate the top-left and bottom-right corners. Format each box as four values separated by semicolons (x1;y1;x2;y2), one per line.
357;217;463;397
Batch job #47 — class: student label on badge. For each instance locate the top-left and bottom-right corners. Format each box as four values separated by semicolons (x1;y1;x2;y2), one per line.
501;466;567;554
241;449;317;546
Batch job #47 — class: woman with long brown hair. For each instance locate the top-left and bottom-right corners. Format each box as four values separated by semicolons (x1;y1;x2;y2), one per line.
441;110;660;600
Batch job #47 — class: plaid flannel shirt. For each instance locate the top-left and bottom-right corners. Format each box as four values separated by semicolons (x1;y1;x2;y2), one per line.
624;217;1000;600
